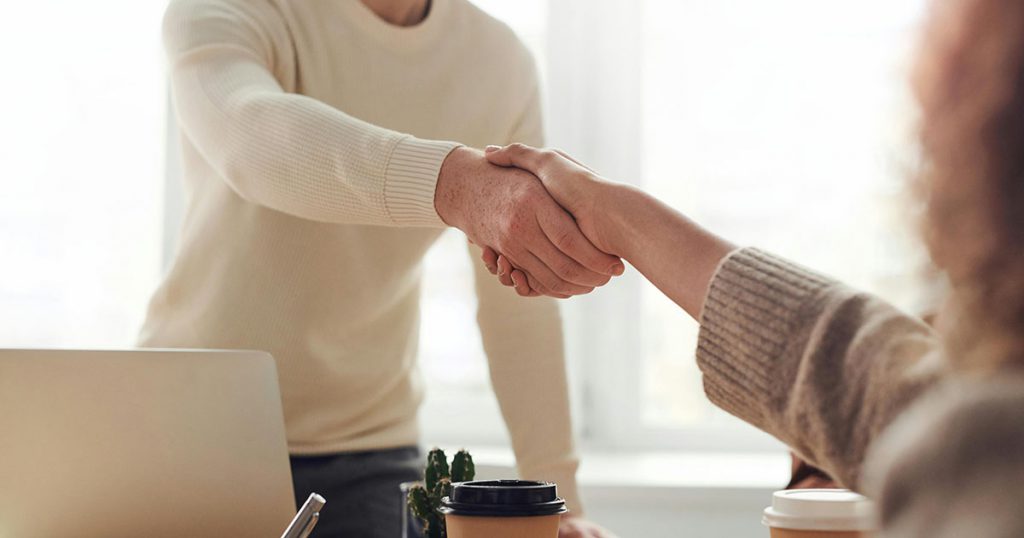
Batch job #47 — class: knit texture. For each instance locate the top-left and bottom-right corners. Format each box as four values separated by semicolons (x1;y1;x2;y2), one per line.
697;248;832;428
385;137;460;226
697;247;942;487
143;0;583;512
696;247;1024;536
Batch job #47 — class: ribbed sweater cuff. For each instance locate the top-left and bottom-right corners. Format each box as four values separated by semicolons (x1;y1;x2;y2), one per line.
696;247;833;427
383;136;461;227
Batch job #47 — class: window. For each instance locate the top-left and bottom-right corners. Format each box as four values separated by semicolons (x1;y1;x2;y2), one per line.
2;0;935;457
0;2;166;347
417;0;550;447
630;0;932;445
421;0;933;452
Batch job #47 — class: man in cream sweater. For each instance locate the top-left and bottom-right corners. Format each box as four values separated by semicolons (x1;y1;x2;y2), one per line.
143;0;619;536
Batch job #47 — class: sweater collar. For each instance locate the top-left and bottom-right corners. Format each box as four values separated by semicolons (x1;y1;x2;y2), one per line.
337;0;451;54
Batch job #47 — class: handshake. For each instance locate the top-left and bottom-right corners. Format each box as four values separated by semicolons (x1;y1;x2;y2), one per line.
435;144;627;298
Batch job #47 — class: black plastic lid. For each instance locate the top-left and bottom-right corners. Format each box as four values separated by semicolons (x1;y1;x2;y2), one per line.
440;480;568;517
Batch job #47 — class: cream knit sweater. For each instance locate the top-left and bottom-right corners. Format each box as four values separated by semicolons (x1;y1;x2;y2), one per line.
141;0;582;510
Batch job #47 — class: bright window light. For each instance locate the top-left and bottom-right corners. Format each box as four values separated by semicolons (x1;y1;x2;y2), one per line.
0;1;166;347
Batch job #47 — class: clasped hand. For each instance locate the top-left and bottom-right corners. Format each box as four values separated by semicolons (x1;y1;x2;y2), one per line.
434;144;622;298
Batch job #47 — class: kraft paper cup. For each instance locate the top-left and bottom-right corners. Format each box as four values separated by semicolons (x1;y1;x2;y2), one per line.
763;489;876;538
441;480;567;538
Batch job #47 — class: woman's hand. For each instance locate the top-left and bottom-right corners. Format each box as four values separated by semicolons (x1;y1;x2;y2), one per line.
481;144;627;296
484;144;622;254
438;146;625;298
480;143;735;315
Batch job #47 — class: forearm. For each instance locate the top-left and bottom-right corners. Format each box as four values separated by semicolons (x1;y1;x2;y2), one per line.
696;248;944;488
601;184;736;319
608;190;945;488
482;143;945;491
597;182;943;486
165;0;458;227
171;56;458;226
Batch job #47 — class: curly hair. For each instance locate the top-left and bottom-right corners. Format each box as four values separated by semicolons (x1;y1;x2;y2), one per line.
914;0;1024;370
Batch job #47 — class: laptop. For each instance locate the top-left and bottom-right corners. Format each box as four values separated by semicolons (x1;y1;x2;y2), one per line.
0;349;297;537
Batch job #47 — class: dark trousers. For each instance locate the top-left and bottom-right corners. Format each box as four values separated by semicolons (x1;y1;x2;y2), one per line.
291;446;423;538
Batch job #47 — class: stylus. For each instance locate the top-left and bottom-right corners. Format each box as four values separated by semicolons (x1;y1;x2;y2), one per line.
281;493;326;538
297;512;319;538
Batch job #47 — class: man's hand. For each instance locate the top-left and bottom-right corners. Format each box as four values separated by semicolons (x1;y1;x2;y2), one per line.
479;144;630;296
482;143;736;315
560;514;618;538
435;146;623;298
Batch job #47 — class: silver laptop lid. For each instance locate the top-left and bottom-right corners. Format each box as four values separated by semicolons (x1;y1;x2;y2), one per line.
0;349;296;538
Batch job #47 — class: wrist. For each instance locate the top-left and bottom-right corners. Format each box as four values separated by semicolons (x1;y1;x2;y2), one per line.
434;145;474;228
598;182;648;259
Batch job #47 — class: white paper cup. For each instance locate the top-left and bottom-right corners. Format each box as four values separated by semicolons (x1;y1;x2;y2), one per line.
762;489;876;538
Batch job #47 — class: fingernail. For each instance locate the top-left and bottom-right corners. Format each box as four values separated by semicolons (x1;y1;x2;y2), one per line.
611;262;625;275
485;145;501;153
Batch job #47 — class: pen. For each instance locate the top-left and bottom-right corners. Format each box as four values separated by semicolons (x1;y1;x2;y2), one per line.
281;493;326;538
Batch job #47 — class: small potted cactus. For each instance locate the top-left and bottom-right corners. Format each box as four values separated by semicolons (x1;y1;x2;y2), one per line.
407;448;475;538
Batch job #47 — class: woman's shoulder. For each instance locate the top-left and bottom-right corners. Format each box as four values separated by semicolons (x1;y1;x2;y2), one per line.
865;374;1024;537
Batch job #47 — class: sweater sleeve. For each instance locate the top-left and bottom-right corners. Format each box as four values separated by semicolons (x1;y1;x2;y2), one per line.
162;0;460;226
695;247;945;489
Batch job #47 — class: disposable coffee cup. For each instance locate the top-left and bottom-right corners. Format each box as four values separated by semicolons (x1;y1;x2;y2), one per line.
440;480;568;538
763;489;876;538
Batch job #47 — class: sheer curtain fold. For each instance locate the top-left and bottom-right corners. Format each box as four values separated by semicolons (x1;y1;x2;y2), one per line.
544;0;653;447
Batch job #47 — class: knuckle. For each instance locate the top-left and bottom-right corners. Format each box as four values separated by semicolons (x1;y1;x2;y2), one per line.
515;212;535;234
496;218;519;246
495;232;511;250
551;281;575;296
552;227;577;250
508;194;529;215
557;260;581;281
513;182;543;204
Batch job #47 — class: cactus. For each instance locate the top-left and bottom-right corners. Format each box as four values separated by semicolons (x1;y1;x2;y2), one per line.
407;448;475;538
407;482;443;538
451;449;475;483
425;448;450;491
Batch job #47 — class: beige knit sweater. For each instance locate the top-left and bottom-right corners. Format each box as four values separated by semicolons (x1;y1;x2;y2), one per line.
698;248;1024;536
142;0;582;510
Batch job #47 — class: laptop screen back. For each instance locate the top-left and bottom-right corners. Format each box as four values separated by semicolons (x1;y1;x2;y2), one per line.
0;349;296;538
